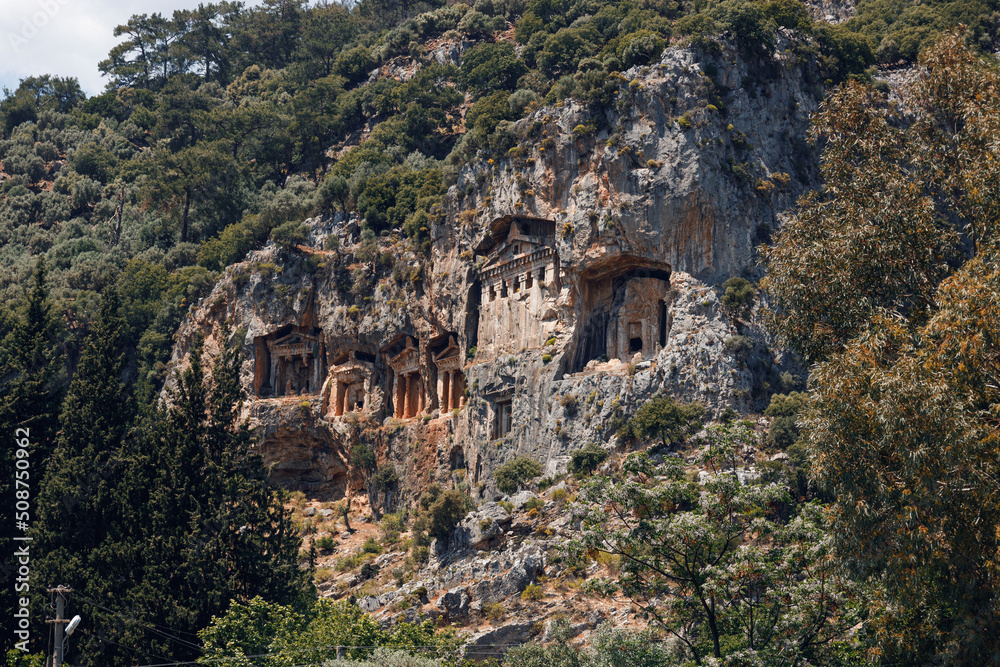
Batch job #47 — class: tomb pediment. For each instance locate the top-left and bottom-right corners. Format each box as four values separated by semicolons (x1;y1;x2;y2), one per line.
432;335;462;370
268;332;321;359
387;336;420;375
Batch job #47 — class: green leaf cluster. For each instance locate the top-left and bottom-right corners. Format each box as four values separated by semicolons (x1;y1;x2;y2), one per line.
495;455;544;493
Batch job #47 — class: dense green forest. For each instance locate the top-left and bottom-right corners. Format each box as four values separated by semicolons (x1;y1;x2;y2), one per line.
4;0;1000;664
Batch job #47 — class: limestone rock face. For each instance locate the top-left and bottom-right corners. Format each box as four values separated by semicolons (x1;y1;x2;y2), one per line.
165;37;816;500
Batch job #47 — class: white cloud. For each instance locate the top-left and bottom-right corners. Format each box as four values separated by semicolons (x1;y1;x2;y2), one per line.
0;0;262;96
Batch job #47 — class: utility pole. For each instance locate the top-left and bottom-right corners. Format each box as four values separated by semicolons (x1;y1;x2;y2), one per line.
46;586;73;667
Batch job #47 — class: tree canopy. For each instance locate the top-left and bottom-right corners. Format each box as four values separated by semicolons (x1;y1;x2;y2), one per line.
764;31;1000;662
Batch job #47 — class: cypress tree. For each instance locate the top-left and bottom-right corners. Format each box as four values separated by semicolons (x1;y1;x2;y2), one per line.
0;259;65;648
56;326;313;666
30;286;135;658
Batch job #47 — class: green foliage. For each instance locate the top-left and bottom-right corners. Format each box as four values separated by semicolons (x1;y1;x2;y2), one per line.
620;395;705;448
762;34;994;360
459;41;529;94
418;484;473;540
721;276;756;319
271;220;310;248
198;213;273;270
537;26;599;77
765;33;1000;662
336;46;376;86
351;442;378;473
844;0;999;64
803;255;1000;663
520;583;544;600
571;423;865;663
507;622;673;666
764;391;806;450
26;330;310;666
617;29;667;68
567;442;609;476
199;597;461;665
4;650;45;667
495;455;543;493
464;90;515;151
330;648;447;667
356;166;444;242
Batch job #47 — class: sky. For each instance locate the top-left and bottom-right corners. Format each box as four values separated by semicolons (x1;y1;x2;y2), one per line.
0;0;262;96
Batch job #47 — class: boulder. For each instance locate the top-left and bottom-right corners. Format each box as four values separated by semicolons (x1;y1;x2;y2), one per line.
440;586;470;620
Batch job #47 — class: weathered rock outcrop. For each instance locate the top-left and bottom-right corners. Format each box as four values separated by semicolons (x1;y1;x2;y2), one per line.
166;36;818;501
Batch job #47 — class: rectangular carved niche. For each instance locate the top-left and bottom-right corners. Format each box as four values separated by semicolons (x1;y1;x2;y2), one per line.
486;388;514;440
254;326;325;397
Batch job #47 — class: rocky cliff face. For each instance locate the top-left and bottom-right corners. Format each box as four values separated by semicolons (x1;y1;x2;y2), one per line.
166;35;818;504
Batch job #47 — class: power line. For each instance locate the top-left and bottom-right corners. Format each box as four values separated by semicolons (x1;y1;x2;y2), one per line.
76;627;171;665
74;595;205;654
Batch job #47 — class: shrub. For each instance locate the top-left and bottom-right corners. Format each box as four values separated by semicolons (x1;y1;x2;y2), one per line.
336;553;362;571
362;537;383;554
271;220;310;248
495;456;543;494
419;484;473;540
719;406;739;423
722;276;756;319
381;513;405;534
315;535;335;550
551;487;568;503
525;497;544;512
359;561;380;581
485;602;505;621
620;396;705;448
724;334;753;355
521;583;544;601
460;42;528;94
568;442;609;476
559;393;578;416
765;391;807;450
619;29;667;68
537;26;599;77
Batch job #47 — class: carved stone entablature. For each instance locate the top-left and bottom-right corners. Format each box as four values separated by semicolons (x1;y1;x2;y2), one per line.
479;247;557;293
433;335;466;412
254;326;325;398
